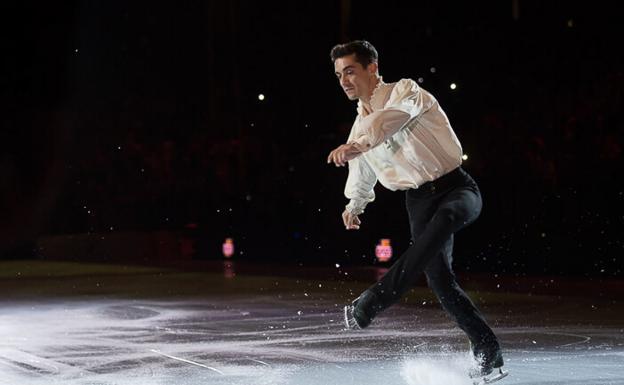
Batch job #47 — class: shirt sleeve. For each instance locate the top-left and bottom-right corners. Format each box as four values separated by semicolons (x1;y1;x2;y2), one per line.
349;79;436;152
344;155;377;215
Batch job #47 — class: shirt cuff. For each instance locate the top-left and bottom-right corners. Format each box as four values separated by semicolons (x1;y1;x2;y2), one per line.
345;199;367;215
348;136;373;153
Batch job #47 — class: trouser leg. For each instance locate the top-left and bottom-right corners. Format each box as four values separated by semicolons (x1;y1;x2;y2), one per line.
424;243;498;345
368;182;483;307
354;169;501;367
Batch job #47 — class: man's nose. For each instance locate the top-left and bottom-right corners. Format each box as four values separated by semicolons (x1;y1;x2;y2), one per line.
340;78;351;88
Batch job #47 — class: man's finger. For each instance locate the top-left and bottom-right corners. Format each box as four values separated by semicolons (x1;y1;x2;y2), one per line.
337;150;346;166
327;149;337;163
344;212;352;227
328;145;356;166
334;152;343;166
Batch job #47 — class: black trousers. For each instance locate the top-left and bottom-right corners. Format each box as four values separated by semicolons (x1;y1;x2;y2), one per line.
369;167;498;346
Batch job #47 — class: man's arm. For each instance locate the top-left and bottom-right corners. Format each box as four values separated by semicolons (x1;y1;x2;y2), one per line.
350;79;436;152
343;154;377;228
327;143;374;229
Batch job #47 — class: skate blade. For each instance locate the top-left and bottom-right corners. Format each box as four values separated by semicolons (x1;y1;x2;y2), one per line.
473;368;508;385
343;305;361;330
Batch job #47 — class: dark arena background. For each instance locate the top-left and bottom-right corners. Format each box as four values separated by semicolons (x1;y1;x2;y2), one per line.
1;2;623;385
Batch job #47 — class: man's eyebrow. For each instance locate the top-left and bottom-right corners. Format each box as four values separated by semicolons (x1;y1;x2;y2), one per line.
335;65;356;75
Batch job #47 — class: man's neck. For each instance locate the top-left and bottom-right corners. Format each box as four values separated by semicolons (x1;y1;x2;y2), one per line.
359;75;381;113
360;75;381;105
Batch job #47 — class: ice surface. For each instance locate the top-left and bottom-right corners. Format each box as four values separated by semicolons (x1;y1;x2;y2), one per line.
1;259;623;385
0;295;623;385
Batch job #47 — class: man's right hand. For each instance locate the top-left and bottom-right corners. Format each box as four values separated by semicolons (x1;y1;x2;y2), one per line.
342;209;361;230
327;143;361;167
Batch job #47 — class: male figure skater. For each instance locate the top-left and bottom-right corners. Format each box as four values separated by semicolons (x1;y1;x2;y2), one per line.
326;40;505;379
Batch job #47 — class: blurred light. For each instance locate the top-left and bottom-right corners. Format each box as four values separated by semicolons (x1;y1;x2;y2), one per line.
223;260;236;278
223;238;235;258
567;19;574;28
450;83;457;90
375;238;393;262
257;94;265;101
417;77;424;83
462;154;469;161
375;267;389;281
430;67;436;73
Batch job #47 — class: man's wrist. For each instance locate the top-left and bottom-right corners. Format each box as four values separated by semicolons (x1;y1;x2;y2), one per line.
345;201;365;216
348;137;371;153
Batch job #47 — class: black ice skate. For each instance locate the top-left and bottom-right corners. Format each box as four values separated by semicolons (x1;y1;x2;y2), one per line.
343;290;383;330
469;340;508;384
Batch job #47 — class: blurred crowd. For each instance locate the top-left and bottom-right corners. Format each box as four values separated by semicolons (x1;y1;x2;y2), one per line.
45;66;623;277
3;3;622;276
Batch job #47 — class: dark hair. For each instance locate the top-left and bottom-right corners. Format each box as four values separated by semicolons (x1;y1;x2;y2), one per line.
330;40;378;68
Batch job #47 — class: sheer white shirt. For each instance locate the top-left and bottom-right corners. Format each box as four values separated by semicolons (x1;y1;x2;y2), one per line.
344;78;463;215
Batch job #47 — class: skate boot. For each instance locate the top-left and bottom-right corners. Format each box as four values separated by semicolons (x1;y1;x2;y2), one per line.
343;290;384;330
469;340;507;384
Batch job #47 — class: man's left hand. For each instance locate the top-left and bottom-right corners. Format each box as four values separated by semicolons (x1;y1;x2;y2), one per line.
327;143;361;167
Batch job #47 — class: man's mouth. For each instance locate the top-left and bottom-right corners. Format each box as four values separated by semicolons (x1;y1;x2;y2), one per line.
344;88;354;93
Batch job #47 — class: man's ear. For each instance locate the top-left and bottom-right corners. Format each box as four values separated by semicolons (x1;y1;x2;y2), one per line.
367;61;378;75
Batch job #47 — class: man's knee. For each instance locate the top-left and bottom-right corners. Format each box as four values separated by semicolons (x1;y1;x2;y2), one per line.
433;205;476;229
432;207;461;227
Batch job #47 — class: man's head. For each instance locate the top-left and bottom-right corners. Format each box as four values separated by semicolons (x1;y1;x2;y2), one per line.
331;40;380;102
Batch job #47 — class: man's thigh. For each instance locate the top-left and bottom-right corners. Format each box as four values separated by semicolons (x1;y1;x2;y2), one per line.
434;185;483;232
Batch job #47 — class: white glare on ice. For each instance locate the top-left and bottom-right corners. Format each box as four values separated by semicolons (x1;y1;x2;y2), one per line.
401;353;475;385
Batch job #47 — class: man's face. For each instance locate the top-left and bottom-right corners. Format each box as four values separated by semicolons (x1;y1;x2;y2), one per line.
334;54;377;101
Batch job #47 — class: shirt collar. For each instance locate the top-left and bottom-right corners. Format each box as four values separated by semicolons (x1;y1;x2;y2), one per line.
357;77;390;115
